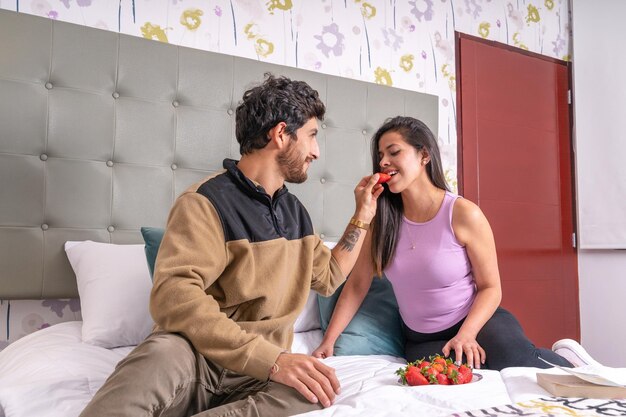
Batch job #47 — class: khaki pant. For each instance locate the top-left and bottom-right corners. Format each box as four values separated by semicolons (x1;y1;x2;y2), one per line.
80;332;323;417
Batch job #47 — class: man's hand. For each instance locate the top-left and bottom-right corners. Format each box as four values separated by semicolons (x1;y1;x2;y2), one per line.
353;174;384;224
269;353;340;408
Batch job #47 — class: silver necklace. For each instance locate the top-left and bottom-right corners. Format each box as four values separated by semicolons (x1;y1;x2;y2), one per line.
405;196;438;250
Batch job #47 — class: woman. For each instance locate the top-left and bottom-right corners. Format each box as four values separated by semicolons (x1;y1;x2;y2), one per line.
313;116;597;370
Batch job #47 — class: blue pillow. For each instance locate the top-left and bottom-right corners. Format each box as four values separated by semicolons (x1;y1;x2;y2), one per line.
318;275;405;357
140;227;164;280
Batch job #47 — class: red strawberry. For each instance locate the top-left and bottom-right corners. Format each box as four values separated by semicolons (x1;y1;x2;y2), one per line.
458;365;473;384
435;373;450;385
455;371;469;385
421;365;439;384
433;356;447;366
446;363;458;375
423;366;439;377
395;364;411;385
458;365;472;377
431;362;445;373
376;173;392;184
445;368;463;385
406;366;429;386
396;356;474;386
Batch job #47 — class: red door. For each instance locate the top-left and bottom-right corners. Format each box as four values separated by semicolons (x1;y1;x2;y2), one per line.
456;33;579;348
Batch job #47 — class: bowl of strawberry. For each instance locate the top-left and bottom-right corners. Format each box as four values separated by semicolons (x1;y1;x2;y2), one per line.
395;355;479;386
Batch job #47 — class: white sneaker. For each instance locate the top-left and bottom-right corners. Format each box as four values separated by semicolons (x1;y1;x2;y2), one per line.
552;339;601;368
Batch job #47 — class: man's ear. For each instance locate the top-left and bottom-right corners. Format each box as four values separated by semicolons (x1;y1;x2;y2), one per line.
267;122;289;150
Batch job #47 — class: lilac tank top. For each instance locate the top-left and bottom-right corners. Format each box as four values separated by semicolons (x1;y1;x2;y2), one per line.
385;192;476;333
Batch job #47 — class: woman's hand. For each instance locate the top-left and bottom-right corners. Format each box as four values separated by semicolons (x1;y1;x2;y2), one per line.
442;333;486;369
312;340;335;359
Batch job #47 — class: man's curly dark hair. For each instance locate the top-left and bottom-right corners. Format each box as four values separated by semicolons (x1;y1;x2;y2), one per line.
235;73;326;155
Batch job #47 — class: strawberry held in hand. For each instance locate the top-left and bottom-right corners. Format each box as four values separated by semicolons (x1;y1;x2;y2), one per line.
395;354;474;386
376;172;392;184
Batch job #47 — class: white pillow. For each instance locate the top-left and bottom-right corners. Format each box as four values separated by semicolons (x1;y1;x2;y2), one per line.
64;241;154;348
291;329;324;354
294;290;321;333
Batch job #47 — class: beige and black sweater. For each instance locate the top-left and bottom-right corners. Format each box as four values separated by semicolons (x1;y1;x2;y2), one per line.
150;159;345;381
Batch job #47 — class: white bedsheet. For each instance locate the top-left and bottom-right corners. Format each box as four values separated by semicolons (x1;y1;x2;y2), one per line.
0;322;132;417
294;356;512;417
0;322;550;417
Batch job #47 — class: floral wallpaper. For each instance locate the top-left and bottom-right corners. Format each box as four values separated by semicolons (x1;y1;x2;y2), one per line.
0;0;571;190
0;0;571;347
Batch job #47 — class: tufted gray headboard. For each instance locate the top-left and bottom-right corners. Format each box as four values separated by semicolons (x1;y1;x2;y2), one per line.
0;9;438;300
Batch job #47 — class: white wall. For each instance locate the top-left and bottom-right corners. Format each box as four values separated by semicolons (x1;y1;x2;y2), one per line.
571;0;626;249
571;0;626;366
578;251;626;367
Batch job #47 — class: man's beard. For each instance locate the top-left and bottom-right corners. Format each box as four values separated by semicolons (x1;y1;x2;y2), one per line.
276;140;309;184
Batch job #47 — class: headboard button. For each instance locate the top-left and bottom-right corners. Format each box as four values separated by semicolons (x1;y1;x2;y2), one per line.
106;160;114;167
227;109;234;116
107;226;115;233
45;82;53;90
172;100;179;107
41;224;49;231
321;123;327;129
320;233;326;239
171;163;178;170
39;154;48;161
320;178;326;184
362;129;367;135
112;92;120;99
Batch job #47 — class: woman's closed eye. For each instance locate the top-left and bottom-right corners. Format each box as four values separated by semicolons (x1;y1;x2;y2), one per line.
378;149;400;159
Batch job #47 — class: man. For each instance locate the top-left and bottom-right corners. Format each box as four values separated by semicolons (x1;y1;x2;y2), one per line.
80;73;384;417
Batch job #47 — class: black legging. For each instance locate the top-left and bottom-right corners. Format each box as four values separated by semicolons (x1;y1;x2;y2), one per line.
404;307;572;370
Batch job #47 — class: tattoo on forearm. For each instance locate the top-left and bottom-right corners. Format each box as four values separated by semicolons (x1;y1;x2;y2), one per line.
338;226;361;252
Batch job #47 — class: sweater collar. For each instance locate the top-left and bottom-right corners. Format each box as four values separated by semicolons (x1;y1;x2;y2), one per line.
223;158;288;203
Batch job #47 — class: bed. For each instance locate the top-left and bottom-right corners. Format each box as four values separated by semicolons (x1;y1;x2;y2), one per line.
2;308;625;417
1;9;624;417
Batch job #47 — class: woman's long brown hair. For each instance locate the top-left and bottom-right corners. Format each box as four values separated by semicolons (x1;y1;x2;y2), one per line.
370;116;450;276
